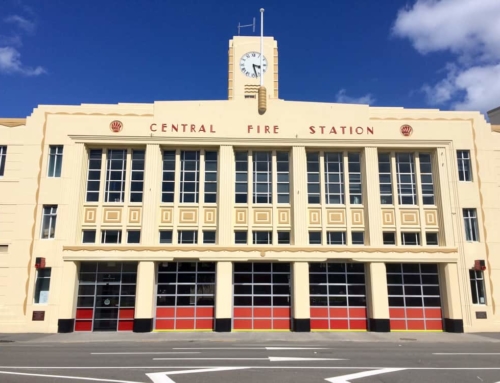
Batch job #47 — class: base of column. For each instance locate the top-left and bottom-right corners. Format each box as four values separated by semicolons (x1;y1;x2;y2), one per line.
57;319;75;333
368;318;390;332
443;318;464;333
214;318;232;332
133;318;153;333
292;318;311;332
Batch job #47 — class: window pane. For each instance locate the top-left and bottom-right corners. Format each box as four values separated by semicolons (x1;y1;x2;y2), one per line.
82;230;96;243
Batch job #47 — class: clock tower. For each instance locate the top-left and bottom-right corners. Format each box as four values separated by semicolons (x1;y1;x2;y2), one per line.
228;36;278;101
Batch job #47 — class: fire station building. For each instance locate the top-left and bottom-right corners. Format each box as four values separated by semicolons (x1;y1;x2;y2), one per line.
1;36;499;334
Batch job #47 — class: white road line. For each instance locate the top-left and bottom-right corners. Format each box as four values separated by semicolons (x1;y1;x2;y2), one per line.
146;367;250;383
1;366;500;370
266;347;329;350
325;368;405;383
433;353;500;355
269;357;345;362
0;370;141;383
91;352;201;355
152;357;344;361
172;347;328;350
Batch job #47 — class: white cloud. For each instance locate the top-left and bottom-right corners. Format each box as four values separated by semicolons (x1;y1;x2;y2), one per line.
335;89;375;105
4;15;35;33
0;47;45;76
393;0;500;113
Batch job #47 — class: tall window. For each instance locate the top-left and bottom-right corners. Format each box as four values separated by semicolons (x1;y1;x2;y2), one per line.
378;153;393;204
348;153;362;204
105;149;127;203
41;205;57;239
253;231;272;244
0;146;6;177
235;152;248;203
419;153;434;205
130;150;145;203
253;151;272;204
178;230;198;244
457;150;472;181
101;230;122;244
307;152;320;204
86;149;102;202
180;151;200;203
324;152;344;204
47;145;63;177
463;208;479;242
34;268;51;304
401;232;420;246
204;151;218;203
396;153;416;205
469;270;486;304
327;231;346;245
161;150;175;203
276;152;290;203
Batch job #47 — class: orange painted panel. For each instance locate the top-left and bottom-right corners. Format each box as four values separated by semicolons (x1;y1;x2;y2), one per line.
329;308;348;318
425;319;443;331
118;320;133;331
406;308;424;319
348;308;367;319
272;307;291;318
253;319;273;329
156;307;175;318
195;307;214;318
389;308;406;319
310;307;329;318
273;319;291;330
390;319;407;330
176;307;195;318
311;319;329;330
253;307;272;318
195;319;213;330
424;308;442;319
234;307;252;318
349;319;367;330
119;308;135;319
175;319;196;329
76;309;93;320
74;320;92;331
233;319;252;330
155;319;175;330
407;320;426;330
330;319;349;329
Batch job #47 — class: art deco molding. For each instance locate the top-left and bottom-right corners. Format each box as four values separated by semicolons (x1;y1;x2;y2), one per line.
0;118;26;127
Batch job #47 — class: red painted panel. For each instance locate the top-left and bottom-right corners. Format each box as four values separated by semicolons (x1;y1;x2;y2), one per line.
330;319;349;329
424;308;442;319
233;319;252;330
425;320;443;331
156;307;175;318
348;308;367;319
406;308;424;319
234;307;252;318
389;308;406;319
407;320;426;330
155;319;175;330
118;320;133;331
311;319;329;330
310;307;329;318
253;307;272;318
175;319;196;329
176;307;195;318
253;319;273;329
76;309;93;320
195;307;214;318
390;319;407;330
272;307;290;318
349;320;367;330
119;308;135;319
195;319;213;330
329;308;348;318
75;320;92;332
273;319;291;330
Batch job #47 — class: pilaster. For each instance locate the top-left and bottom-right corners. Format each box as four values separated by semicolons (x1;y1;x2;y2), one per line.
291;147;308;246
218;146;234;246
134;261;155;332
366;262;390;332
364;147;382;246
142;144;161;245
57;261;78;333
215;261;233;331
440;262;464;333
291;262;310;331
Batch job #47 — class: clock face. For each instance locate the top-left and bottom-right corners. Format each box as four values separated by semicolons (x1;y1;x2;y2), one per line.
239;52;268;78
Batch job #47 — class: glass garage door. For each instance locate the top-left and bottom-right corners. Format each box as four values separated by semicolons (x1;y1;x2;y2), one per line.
75;262;137;332
309;263;367;331
233;262;291;331
155;262;215;331
387;263;443;331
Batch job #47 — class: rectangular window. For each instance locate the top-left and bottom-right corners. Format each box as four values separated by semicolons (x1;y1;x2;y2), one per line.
159;230;173;244
235;231;248;244
352;232;365;245
469;270;486;304
348;153;362;204
419;153;435;205
463;208;479;242
180;150;200;203
101;230;122;244
203;231;216;244
426;232;438;246
47;145;63;177
204;151;218;203
41;205;57;239
0;145;6;176
383;232;396;245
161;150;176;203
82;230;96;243
378;153;393;204
327;231;346;245
276;152;290;203
277;231;290;244
253;231;272;244
401;232;420;246
235;152;248;203
127;230;141;244
130;150;145;203
396;153;417;205
34;268;51;304
309;231;322;245
307;152;320;204
324;152;344;204
178;230;198;244
253;151;272;204
86;149;102;202
457;150;472;181
105;149;127;203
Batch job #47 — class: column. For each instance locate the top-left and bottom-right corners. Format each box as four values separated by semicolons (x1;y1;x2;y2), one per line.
365;262;390;332
133;261;155;332
363;148;383;246
291;262;310;332
217;146;234;246
439;263;464;332
291;147;308;246
215;261;232;331
57;261;78;333
142;144;161;245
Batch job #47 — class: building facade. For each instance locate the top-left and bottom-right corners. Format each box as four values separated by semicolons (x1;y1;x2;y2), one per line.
1;36;499;334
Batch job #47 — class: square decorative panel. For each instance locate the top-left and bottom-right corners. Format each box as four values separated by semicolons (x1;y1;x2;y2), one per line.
382;209;395;226
160;208;173;224
308;209;321;225
204;208;216;225
327;209;345;226
351;209;364;226
235;209;248;225
277;209;290;225
103;208;122;224
400;210;420;226
84;207;97;224
179;209;198;224
253;209;272;225
128;208;141;224
424;210;438;227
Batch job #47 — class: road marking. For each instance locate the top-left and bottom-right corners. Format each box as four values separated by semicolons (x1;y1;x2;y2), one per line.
146;367;250;383
91;352;201;355
433;353;500;355
152;357;345;361
1;366;500;370
325;368;405;383
266;347;329;350
0;370;141;383
172;347;328;350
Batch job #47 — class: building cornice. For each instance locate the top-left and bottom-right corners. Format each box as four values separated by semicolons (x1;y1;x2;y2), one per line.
0;118;26;127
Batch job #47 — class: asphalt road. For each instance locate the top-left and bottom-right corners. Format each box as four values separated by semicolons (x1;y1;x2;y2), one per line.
1;337;500;383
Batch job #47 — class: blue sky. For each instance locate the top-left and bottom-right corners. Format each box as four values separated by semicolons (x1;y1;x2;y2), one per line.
1;0;499;118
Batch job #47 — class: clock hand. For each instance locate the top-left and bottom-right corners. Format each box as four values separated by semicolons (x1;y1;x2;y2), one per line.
253;64;259;78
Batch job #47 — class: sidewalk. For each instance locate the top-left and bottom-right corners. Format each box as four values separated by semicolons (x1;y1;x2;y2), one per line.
1;331;499;344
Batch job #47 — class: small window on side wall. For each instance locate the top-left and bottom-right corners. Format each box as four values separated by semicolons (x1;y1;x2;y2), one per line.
469;269;486;304
34;268;51;304
48;145;64;177
457;150;472;181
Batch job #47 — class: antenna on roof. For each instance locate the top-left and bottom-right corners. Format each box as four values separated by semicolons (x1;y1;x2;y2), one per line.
237;17;256;36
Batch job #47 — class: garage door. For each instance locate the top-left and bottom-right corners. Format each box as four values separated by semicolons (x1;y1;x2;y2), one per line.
75;262;137;332
233;262;291;331
387;263;443;331
155;262;215;331
309;263;367;331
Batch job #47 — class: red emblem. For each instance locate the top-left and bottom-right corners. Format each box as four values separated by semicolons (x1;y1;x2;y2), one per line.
400;124;413;137
110;120;123;133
